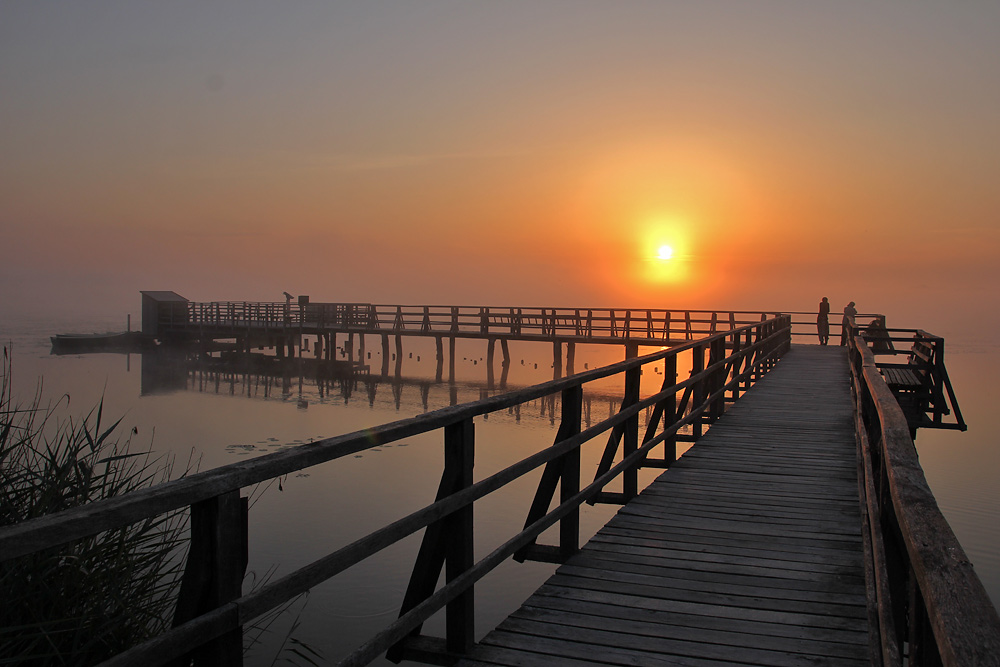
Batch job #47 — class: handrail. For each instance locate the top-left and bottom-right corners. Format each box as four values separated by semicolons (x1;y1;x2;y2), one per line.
848;323;1000;666
2;316;791;666
782;309;884;342
154;301;783;344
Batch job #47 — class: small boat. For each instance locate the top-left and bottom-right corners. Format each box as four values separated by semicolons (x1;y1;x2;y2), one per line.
50;332;154;355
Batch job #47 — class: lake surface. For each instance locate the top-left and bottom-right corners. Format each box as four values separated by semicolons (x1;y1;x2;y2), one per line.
3;313;997;665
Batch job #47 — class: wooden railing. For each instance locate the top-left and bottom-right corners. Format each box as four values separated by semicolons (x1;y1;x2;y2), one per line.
159;301;782;344
849;324;1000;666
1;317;791;666
783;309;883;343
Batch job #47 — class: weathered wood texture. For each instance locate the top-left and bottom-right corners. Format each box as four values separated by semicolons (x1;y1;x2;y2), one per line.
851;333;1000;666
458;345;870;667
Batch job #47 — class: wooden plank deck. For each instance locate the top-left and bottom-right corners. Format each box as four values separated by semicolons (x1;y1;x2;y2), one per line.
458;345;869;667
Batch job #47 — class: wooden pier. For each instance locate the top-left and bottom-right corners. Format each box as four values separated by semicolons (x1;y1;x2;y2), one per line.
6;307;995;666
456;346;870;666
139;292;787;382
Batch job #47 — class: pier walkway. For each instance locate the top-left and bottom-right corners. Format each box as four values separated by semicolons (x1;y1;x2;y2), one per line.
458;346;870;667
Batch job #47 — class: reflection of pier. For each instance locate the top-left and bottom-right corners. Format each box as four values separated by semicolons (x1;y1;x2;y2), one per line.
139;348;669;432
141;291;783;384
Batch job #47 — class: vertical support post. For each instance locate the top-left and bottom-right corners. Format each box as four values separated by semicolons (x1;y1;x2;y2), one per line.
710;336;726;422
448;336;456;384
435;336;444;383
560;386;582;557
347;332;355;362
387;419;475;663
553;341;562;380
381;334;390;377
624;342;640;499
172;491;246;667
663;355;678;466
727;333;740;401
444;418;475;654
486;337;496;389
394;335;403;377
566;342;576;376
742;329;752;393
691;342;705;440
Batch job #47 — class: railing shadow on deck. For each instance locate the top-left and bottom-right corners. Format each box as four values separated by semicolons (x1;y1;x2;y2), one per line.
849;325;1000;667
0;317;791;666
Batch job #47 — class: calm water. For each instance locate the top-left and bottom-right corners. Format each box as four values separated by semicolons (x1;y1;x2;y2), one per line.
3;314;998;664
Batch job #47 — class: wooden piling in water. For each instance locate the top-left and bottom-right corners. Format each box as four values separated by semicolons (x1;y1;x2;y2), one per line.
449;336;456;384
395;335;403;376
435;336;444;383
381;334;390;377
486;338;496;389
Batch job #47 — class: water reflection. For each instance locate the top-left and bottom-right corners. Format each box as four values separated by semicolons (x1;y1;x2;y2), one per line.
137;348;677;455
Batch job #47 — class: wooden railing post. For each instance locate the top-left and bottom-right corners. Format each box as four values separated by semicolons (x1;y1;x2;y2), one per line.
559;386;582;557
709;336;726;422
388;418;475;662
486;338;496;389
690;342;705;440
172;491;247;667
638;354;678;470
663;355;678;465
727;332;741;402
515;385;583;563
444;419;475;654
623;344;640;499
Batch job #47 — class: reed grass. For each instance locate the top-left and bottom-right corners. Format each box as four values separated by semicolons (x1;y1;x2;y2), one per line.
0;346;187;665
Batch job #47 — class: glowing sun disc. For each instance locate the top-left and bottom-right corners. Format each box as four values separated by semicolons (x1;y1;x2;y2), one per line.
657;245;674;260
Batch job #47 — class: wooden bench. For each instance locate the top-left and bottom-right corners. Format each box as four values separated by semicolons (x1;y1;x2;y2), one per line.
879;335;935;392
877;335;957;432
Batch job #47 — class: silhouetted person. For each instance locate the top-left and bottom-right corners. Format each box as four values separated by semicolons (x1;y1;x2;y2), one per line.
840;301;857;346
864;316;894;353
283;291;293;326
817;297;831;345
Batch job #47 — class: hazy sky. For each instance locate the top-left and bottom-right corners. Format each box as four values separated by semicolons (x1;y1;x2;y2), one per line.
3;2;999;335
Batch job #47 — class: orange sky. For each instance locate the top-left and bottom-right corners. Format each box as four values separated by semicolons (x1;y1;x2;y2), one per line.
2;3;999;338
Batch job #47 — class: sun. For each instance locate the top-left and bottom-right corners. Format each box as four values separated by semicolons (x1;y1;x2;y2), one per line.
657;244;674;261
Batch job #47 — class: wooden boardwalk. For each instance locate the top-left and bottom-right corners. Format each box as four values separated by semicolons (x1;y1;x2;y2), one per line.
458;345;869;667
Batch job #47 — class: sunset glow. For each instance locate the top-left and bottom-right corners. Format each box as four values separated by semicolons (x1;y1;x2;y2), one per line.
0;2;997;331
3;6;1000;659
